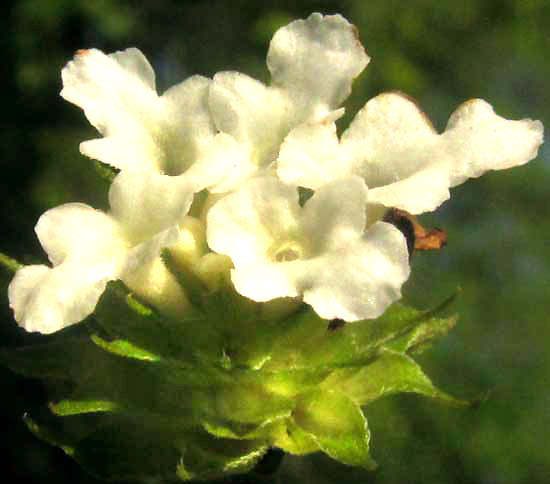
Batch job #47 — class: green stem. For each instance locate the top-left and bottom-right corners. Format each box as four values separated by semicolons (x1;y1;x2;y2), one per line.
0;252;22;273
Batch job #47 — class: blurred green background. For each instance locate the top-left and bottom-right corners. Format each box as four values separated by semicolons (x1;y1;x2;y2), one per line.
1;0;549;483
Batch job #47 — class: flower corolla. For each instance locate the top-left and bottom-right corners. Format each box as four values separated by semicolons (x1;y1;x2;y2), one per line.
277;92;544;215
207;176;410;321
9;174;193;334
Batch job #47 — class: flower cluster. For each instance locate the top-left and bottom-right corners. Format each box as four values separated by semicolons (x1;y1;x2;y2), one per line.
9;12;543;335
3;12;545;482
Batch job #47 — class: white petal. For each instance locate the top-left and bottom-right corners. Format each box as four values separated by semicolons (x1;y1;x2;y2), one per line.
301;176;367;252
109;170;196;242
302;226;409;321
342;92;438;188
267;13;369;117
8;257;121;334
35;203;123;266
183;133;254;193
206;177;300;267
443;99;544;185
123;226;180;275
232;221;409;321
209;71;292;167
367;168;451;215
277;121;352;189
62;49;218;177
283;92;543;214
61;48;161;171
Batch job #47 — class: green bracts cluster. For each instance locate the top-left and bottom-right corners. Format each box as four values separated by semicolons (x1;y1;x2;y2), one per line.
1;270;462;482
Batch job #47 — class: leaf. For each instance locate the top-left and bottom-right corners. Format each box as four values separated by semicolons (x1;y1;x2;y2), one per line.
90;334;161;362
292;389;377;470
93;281;222;365
176;432;268;481
263;302;436;371
323;348;467;407
271;417;320;455
383;291;459;354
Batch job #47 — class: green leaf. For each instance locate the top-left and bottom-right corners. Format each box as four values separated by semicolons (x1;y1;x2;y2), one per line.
292;389;377;469
323;348;467;407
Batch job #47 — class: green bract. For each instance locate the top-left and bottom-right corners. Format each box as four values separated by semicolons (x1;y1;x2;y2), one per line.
1;272;463;482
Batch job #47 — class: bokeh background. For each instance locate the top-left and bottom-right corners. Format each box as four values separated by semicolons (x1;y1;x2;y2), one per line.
1;1;549;483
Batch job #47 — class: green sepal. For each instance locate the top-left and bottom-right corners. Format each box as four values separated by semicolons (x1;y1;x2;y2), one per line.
323;348;468;407
292;389;377;470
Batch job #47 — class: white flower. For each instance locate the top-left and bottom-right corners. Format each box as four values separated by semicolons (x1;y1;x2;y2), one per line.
206;176;410;322
61;47;237;221
207;13;369;191
8;174;194;334
277;92;544;214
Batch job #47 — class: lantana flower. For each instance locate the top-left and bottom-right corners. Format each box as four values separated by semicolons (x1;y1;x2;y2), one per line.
61;47;237;218
207;13;369;191
207;176;410;321
277;92;544;215
8;173;194;334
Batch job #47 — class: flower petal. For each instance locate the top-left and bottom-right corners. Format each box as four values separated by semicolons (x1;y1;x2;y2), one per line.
267;13;369;118
232;221;409;321
62;49;219;178
8;258;121;334
301;176;367;252
35;203;123;267
303;223;409;321
209;72;292;167
61;48;161;171
280;92;544;214
277;121;350;189
206;177;301;267
109;170;196;242
443;99;544;185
